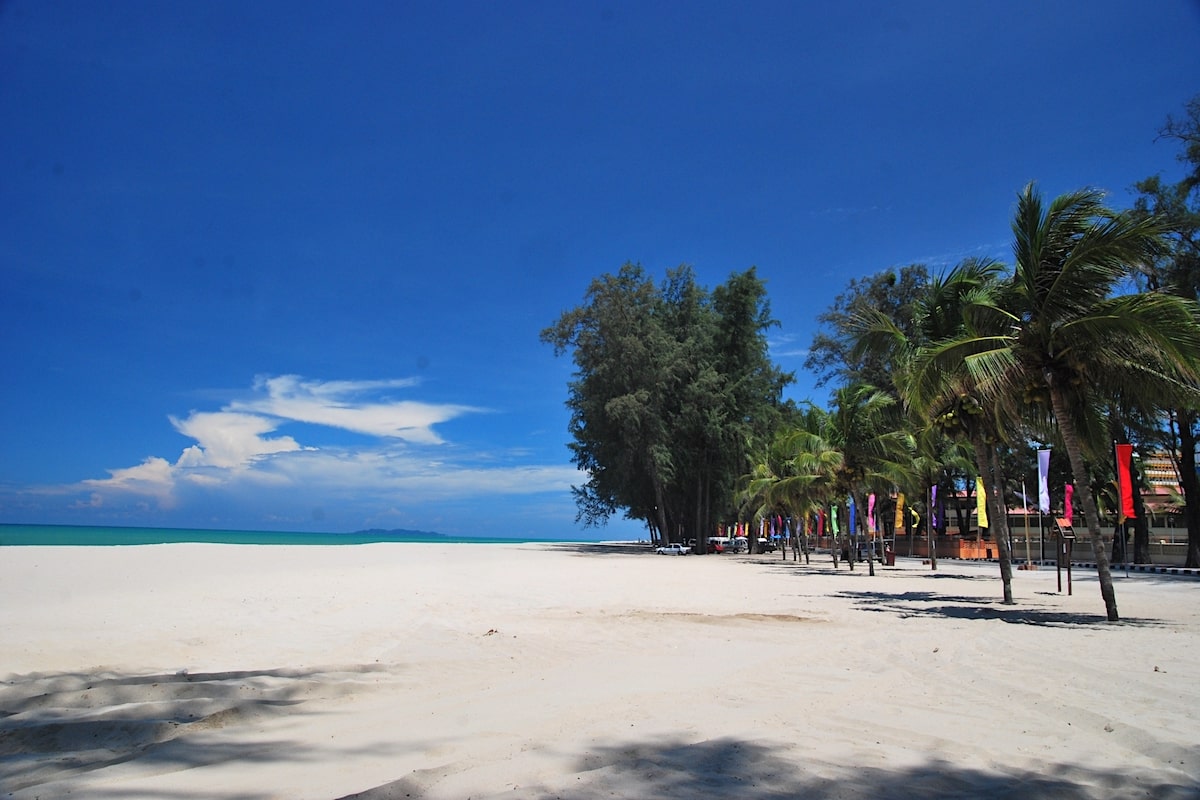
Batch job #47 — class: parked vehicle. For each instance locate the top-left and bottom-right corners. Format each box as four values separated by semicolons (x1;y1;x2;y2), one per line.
655;543;690;555
757;538;778;553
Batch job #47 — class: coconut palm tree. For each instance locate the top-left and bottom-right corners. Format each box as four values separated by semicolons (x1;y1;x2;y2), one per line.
741;403;844;564
825;384;913;575
946;184;1200;621
854;258;1024;601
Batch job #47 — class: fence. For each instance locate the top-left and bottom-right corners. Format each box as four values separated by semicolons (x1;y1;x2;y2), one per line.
888;526;1192;566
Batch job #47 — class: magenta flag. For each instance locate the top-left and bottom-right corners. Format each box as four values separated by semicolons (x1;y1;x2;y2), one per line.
1064;483;1074;525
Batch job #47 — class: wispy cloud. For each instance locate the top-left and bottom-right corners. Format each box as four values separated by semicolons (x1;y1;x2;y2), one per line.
768;333;809;359
898;241;1009;270
230;374;481;444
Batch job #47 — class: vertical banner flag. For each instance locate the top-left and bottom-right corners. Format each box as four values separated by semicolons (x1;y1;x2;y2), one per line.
975;477;988;529
931;485;938;529
1115;443;1136;519
831;506;840;535
894;493;906;531
1037;449;1051;514
868;494;876;534
818;510;825;536
1064;483;1074;525
848;497;857;534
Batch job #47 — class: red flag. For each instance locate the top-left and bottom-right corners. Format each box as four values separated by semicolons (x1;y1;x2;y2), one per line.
1115;444;1135;519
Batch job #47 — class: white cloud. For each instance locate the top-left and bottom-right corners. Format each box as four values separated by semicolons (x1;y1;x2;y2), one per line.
81;456;177;506
230;375;482;444
63;375;576;519
768;333;810;359
172;411;303;469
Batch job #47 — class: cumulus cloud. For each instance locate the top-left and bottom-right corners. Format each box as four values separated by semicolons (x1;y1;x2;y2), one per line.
81;456;177;506
172;411;303;469
64;375;573;520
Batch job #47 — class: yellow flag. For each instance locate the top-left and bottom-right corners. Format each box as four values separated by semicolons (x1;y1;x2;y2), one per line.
894;493;905;530
976;477;989;528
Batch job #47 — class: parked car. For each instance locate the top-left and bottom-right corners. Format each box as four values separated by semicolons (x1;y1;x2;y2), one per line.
655;543;690;555
757;538;778;553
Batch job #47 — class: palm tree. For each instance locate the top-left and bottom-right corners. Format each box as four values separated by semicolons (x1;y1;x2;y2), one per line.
955;184;1200;621
825;384;913;575
741;403;844;564
855;258;1023;601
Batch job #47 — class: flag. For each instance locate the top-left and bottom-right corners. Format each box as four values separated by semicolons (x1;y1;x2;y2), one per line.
1115;443;1136;519
818;509;825;536
1064;483;1074;525
831;505;840;535
931;485;938;529
894;493;906;530
1038;449;1051;514
848;497;857;534
868;494;876;534
975;477;988;529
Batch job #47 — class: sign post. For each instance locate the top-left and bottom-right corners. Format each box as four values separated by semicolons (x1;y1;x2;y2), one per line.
1061;524;1076;596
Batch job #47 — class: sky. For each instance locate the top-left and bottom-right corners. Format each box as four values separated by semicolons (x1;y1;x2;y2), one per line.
2;1;1198;540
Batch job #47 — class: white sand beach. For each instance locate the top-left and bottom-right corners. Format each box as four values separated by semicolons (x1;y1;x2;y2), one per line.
2;543;1199;799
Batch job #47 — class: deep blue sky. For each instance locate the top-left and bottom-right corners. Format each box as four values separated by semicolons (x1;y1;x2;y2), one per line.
2;1;1198;539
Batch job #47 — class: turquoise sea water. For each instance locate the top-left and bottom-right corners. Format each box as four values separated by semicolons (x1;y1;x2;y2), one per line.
0;524;578;547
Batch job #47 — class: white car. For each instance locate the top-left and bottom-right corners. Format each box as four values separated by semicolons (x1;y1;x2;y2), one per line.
655;543;690;555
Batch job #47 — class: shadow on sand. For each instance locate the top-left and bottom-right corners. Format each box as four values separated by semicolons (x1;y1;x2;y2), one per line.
337;735;1198;800
549;542;654;557
833;590;1163;628
0;665;389;797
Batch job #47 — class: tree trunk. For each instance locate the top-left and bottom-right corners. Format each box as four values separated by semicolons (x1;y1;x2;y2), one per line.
1048;377;1119;621
850;490;875;576
1130;456;1150;564
972;435;1014;604
653;477;670;546
1179;410;1200;568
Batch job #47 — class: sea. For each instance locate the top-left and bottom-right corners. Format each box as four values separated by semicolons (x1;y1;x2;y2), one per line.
0;524;582;547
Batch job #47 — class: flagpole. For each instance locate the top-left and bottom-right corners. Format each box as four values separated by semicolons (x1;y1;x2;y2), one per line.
1038;509;1044;564
1025;475;1032;567
929;484;937;570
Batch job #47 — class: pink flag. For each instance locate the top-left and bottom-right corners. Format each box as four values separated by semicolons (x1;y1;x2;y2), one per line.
1064;483;1074;525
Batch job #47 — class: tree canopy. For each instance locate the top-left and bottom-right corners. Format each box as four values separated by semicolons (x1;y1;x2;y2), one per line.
542;263;792;543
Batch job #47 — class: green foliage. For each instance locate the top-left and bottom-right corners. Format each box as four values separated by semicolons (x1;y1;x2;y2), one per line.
804;264;929;393
1134;93;1200;566
542;263;791;540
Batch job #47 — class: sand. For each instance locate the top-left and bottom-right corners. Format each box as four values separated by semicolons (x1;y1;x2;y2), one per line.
2;543;1198;799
